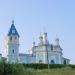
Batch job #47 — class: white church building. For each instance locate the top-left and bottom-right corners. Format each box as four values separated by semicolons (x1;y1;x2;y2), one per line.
4;21;70;64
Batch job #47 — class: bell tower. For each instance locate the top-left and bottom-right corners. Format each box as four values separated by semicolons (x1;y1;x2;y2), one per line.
7;20;20;63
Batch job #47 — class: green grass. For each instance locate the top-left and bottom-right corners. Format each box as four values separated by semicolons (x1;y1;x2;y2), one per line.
24;67;75;75
0;63;75;75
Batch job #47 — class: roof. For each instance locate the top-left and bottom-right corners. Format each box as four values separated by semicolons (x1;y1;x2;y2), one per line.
8;21;20;37
62;57;70;61
19;53;35;57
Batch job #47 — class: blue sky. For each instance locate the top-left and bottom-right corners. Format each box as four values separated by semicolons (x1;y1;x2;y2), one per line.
0;0;75;64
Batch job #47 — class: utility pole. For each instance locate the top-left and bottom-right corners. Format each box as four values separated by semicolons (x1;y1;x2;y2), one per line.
46;44;49;69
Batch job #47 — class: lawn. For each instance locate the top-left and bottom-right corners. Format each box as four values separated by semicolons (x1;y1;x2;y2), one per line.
0;63;75;75
25;67;75;75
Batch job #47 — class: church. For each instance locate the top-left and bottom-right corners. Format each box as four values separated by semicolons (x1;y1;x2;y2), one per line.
3;21;70;64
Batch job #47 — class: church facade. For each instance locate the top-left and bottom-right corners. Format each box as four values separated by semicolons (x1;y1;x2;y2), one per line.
5;21;70;64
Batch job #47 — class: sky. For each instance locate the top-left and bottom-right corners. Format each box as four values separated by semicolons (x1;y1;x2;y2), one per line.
0;0;75;64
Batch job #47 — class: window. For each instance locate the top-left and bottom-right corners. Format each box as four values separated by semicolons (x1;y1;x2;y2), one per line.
10;37;12;41
64;60;66;65
39;60;42;63
51;60;55;64
51;45;53;50
12;30;15;34
15;36;17;40
12;49;14;53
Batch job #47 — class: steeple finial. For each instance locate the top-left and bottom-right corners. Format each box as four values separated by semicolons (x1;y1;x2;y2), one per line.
32;37;36;47
12;20;14;25
55;34;60;46
43;25;46;33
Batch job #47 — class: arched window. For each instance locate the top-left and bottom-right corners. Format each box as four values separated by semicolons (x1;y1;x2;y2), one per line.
15;36;17;40
51;60;55;64
12;49;14;53
10;36;12;41
51;45;53;51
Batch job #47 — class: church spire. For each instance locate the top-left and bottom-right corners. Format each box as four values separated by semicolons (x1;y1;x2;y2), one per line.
8;20;20;37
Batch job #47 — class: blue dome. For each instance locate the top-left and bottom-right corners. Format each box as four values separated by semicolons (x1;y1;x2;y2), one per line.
8;21;20;37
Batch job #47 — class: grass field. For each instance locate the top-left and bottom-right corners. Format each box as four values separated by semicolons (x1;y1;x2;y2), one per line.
24;67;75;75
0;63;75;75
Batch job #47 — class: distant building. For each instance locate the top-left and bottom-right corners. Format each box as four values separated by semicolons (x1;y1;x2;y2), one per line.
5;21;70;64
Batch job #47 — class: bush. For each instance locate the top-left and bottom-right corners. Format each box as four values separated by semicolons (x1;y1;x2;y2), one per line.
23;64;67;69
